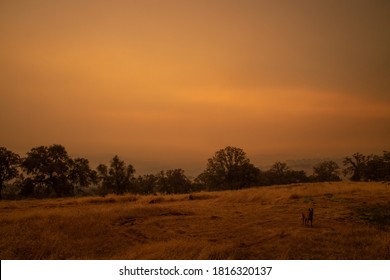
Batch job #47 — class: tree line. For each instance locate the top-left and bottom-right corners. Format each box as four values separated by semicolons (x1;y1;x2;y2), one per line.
0;145;389;200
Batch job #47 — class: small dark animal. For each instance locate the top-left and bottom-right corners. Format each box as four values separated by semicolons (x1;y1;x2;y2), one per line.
302;208;314;227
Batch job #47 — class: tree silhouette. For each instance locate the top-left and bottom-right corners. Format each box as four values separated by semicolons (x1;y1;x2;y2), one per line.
156;169;191;194
68;158;98;194
97;155;135;195
382;151;390;181
267;161;290;185
264;162;309;185
312;160;341;182
21;144;74;197
96;163;109;196
365;152;390;181
343;153;368;181
136;174;158;195
0;147;20;200
2;142;388;200
197;146;260;190
269;161;290;176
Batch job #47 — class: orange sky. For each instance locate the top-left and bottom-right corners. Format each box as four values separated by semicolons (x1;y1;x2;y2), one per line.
1;0;389;174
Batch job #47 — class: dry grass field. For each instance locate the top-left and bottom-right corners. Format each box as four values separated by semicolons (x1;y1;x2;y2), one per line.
0;181;389;259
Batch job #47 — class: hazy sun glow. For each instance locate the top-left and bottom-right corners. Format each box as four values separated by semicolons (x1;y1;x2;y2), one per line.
1;0;389;174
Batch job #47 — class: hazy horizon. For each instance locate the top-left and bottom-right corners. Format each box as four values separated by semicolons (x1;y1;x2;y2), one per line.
1;0;389;176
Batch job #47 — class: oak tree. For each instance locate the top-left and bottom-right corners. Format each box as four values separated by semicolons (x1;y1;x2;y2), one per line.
0;147;20;200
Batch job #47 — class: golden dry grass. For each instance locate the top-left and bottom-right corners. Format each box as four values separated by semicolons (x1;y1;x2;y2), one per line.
0;182;389;259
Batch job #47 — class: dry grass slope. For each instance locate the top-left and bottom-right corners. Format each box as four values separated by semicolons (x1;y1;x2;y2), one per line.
0;182;389;259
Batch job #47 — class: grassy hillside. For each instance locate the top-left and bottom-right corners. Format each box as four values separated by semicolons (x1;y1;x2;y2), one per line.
0;182;389;259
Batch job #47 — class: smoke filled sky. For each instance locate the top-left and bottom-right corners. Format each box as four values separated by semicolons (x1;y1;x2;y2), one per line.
1;0;390;174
